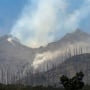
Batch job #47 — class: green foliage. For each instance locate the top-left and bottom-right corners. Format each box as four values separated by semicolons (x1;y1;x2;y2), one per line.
60;71;84;90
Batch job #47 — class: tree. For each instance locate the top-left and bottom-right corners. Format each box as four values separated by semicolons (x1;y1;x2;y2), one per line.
60;71;84;90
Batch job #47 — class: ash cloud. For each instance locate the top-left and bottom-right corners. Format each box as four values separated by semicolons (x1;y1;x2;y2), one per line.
11;0;90;48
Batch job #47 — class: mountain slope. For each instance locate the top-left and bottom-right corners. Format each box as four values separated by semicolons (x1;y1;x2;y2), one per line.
32;30;90;70
0;29;90;84
38;29;90;51
0;35;37;83
24;53;90;86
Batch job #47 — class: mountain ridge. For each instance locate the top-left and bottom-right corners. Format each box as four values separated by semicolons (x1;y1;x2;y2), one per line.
0;29;90;84
22;53;90;86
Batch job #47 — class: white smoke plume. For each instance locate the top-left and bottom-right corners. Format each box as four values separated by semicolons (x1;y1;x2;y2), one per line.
32;42;90;70
32;50;64;70
11;0;90;48
11;0;67;48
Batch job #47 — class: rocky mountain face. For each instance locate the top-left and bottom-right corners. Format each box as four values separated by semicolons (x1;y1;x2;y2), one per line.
0;30;90;84
23;53;90;86
0;35;36;83
38;29;90;52
32;29;90;71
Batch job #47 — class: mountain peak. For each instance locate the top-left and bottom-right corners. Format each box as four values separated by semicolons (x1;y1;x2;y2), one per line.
74;29;82;33
73;29;89;35
59;29;90;44
0;34;21;45
64;29;87;38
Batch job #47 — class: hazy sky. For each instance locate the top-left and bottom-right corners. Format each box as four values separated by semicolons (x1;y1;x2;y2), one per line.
0;0;90;48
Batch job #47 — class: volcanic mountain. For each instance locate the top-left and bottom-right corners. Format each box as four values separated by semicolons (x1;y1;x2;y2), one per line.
32;29;90;70
24;53;90;86
0;29;90;83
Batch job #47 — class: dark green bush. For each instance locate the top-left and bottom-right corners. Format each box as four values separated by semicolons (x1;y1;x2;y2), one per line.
60;71;84;90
